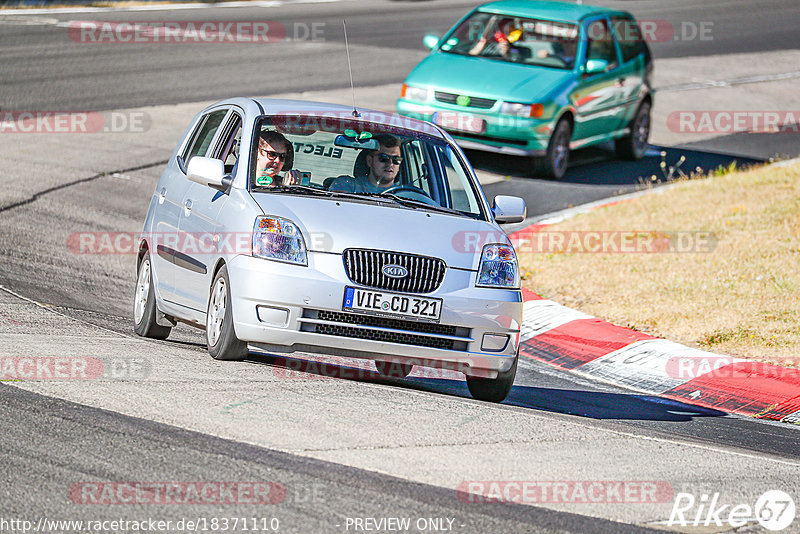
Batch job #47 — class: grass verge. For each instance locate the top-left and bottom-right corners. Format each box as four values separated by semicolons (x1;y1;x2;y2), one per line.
518;161;800;368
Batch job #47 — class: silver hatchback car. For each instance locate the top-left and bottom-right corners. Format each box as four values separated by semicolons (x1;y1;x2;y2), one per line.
134;98;526;402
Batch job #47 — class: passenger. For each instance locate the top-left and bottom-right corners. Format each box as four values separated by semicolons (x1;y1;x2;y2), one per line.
329;133;402;193
254;130;301;187
470;18;522;58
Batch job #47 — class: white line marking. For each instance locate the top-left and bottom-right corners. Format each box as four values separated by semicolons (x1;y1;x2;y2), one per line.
0;0;339;16
658;71;800;92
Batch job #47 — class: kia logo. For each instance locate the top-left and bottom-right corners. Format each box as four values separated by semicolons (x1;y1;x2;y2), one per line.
382;264;408;279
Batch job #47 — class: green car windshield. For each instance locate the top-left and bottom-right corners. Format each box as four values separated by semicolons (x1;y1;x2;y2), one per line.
440;11;579;69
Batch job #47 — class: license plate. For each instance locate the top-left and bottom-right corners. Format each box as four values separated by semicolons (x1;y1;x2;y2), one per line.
343;287;442;322
432;111;486;134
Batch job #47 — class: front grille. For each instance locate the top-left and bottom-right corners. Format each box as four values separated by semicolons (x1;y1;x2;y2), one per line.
435;91;496;109
301;309;470;351
452;131;529;146
343;249;446;294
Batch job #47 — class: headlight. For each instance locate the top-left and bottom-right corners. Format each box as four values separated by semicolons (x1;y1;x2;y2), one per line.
500;102;544;118
476;244;519;288
401;84;430;102
252;216;307;266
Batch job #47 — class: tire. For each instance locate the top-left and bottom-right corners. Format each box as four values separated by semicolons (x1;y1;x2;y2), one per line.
615;101;651;161
133;255;172;340
206;265;248;361
535;119;571;179
375;360;414;378
466;355;517;403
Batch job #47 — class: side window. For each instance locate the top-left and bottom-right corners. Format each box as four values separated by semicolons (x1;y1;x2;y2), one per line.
211;112;243;174
402;141;429;194
181;109;227;166
611;16;644;64
585;19;619;70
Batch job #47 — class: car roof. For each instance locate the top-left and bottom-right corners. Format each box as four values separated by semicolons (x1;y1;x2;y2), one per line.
476;0;628;23
250;98;445;138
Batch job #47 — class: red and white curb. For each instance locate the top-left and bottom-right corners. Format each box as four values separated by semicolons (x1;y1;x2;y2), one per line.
517;291;800;423
509;216;800;425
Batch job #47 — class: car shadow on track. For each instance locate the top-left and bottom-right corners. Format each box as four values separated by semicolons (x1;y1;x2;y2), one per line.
504;386;726;422
469;144;763;186
476;144;763;219
247;353;725;423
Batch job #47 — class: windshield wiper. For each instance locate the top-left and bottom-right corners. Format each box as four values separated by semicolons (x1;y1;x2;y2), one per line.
375;193;466;216
259;185;368;202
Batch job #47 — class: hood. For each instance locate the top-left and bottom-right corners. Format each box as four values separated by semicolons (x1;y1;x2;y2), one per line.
406;52;574;103
251;193;511;270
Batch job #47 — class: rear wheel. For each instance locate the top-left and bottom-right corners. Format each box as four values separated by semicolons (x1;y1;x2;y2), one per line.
615;101;651;160
535;118;571;179
133;255;171;340
207;265;248;361
466;355;517;403
375;361;414;378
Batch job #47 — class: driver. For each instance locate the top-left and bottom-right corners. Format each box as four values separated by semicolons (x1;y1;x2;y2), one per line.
329;133;402;193
254;130;302;187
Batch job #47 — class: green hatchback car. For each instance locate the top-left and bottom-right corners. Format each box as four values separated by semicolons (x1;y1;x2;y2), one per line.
397;0;653;179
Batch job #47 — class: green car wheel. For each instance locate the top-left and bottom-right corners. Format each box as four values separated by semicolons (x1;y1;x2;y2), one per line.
535;119;572;180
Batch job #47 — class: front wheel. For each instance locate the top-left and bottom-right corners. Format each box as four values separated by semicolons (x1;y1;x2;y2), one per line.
535;119;571;179
615;101;651;160
206;265;248;361
133;255;171;340
466;356;517;403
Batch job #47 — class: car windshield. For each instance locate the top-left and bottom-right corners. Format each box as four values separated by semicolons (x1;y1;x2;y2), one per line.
440;11;579;69
250;114;486;220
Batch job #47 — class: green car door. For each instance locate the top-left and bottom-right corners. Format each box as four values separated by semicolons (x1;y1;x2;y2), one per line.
570;17;628;143
609;15;650;127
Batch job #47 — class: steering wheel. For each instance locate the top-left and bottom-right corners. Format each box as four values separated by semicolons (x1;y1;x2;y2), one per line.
380;185;438;206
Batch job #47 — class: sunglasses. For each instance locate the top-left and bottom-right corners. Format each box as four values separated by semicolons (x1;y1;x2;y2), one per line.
376;153;403;165
259;147;286;162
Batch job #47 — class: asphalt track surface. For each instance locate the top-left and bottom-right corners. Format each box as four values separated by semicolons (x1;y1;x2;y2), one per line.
1;1;800;532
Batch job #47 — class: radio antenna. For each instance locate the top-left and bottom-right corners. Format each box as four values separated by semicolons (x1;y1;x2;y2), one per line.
343;20;360;117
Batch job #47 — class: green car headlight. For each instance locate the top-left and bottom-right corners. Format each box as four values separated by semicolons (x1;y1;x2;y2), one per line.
500;102;544;118
401;84;430;102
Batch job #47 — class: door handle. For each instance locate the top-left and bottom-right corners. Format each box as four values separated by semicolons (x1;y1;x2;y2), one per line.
184;199;192;213
158;187;166;203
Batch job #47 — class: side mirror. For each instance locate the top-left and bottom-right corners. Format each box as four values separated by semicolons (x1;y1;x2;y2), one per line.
186;156;230;191
492;195;526;224
584;58;609;75
423;33;440;51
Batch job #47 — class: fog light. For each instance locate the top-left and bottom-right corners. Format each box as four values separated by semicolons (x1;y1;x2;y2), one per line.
481;333;509;352
256;305;289;327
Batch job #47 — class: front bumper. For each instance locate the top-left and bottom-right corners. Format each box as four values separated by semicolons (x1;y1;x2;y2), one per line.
397;98;557;157
227;253;521;378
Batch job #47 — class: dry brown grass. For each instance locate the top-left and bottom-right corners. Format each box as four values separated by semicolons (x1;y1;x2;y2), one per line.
518;161;800;368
